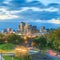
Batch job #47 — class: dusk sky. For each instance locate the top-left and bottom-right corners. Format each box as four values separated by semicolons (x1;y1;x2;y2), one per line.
0;0;60;31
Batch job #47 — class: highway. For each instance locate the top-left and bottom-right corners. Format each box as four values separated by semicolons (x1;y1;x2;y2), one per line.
0;49;60;60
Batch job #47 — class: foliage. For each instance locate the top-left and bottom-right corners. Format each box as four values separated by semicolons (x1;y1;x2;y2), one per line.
0;33;5;44
32;28;60;52
32;36;47;50
0;43;16;50
0;33;24;44
4;55;32;60
46;28;60;52
7;34;24;44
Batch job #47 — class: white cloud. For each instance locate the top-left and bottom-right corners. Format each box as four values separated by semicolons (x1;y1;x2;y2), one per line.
31;20;45;22
31;19;60;24
3;0;12;4
0;6;59;20
10;7;29;14
0;15;18;20
48;19;60;24
30;7;59;12
38;0;60;5
0;7;19;20
31;7;59;12
11;7;59;14
26;0;33;2
44;7;59;12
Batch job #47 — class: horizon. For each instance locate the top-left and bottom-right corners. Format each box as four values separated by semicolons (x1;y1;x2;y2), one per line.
0;22;59;32
0;0;60;31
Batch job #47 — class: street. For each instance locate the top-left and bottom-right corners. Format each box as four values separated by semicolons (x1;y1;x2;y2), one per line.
31;52;60;60
31;52;51;60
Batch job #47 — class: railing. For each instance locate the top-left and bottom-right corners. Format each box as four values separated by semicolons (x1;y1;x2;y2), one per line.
0;53;15;56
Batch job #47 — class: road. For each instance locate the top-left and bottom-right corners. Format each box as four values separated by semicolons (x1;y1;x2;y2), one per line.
31;52;51;60
31;52;60;60
0;50;60;60
46;53;60;60
0;54;4;60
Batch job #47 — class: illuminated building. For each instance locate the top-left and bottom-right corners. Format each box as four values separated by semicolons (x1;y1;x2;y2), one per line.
7;28;13;33
40;26;47;33
19;22;25;34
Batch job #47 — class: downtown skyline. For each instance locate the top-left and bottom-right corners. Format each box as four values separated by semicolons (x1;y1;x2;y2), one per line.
0;0;60;31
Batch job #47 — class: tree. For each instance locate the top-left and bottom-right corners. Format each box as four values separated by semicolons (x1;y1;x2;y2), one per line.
53;38;60;52
32;36;47;50
46;28;60;52
0;33;5;44
7;34;24;44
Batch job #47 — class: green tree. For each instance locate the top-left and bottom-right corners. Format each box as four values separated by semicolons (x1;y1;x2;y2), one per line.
46;28;60;52
32;36;47;50
7;34;24;44
0;33;5;44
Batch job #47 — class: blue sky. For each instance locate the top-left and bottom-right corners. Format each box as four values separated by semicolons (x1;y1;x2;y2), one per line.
0;0;60;30
27;0;60;5
39;0;60;5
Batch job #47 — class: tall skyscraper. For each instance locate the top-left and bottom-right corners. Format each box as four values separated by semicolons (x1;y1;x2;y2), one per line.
19;22;25;34
19;22;39;35
24;22;29;33
7;28;13;33
40;26;47;33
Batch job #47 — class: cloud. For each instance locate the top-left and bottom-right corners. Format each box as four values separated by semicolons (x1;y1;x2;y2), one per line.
3;0;12;4
26;0;60;5
48;19;60;24
0;15;18;20
30;20;45;22
26;0;33;2
30;7;59;12
31;19;60;24
0;6;59;20
38;0;60;5
10;7;59;14
44;7;59;12
0;7;19;20
10;7;29;14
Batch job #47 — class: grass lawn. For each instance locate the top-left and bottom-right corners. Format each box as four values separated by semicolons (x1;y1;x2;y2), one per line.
3;55;32;60
3;56;12;60
0;43;16;51
3;56;22;60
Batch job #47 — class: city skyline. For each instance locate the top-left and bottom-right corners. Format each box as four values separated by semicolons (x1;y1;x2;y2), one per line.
0;0;60;30
1;22;49;37
1;22;47;32
0;21;59;32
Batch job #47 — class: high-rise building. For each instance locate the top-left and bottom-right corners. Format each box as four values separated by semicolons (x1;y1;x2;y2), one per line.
31;26;39;34
19;22;39;35
19;22;25;34
40;26;47;33
7;28;13;33
24;23;32;35
1;29;7;33
24;22;29;33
